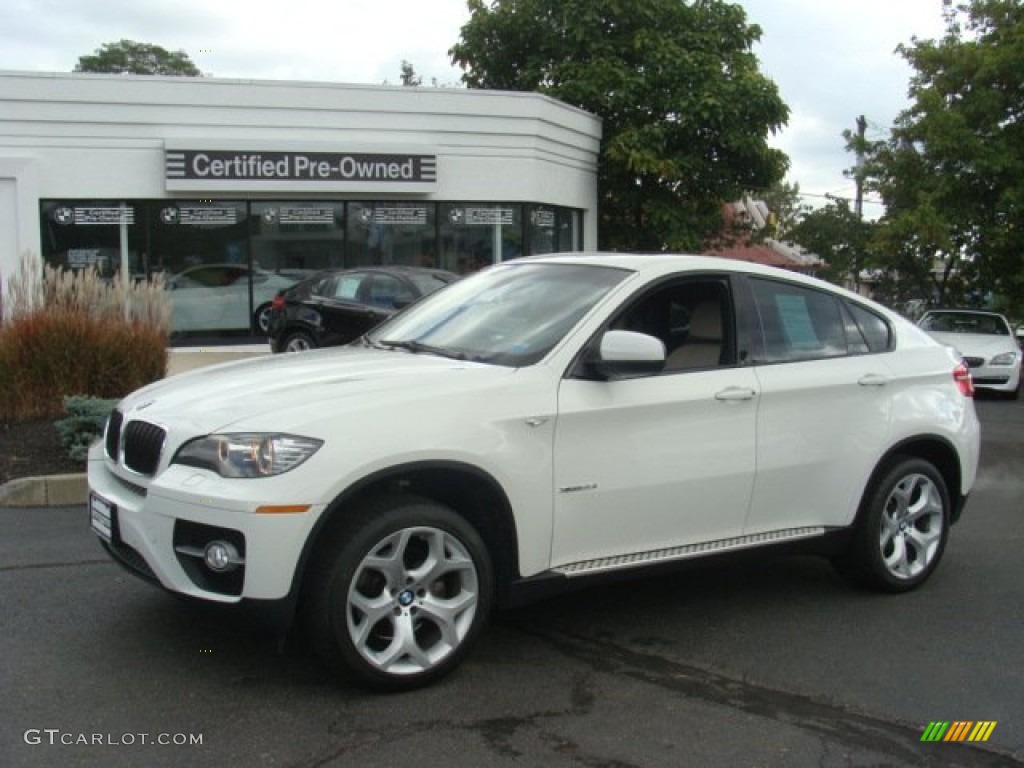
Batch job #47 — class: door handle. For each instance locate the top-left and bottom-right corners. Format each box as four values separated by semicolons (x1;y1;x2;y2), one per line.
858;373;889;387
714;386;757;402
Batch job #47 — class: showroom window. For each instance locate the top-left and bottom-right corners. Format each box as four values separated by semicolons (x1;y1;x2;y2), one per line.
39;199;583;337
347;202;436;269
440;203;524;273
39;201;146;279
250;202;344;275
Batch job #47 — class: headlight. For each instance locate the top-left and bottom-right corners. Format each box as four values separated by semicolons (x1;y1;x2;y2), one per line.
172;433;323;478
990;352;1019;366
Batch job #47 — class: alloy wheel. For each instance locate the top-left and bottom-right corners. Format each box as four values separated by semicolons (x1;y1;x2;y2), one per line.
345;526;480;677
877;473;944;580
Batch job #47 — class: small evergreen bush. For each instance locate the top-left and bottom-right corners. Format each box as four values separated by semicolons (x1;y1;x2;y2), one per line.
0;253;170;422
54;395;119;461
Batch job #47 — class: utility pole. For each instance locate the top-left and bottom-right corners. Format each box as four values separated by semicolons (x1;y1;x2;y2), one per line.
854;115;867;220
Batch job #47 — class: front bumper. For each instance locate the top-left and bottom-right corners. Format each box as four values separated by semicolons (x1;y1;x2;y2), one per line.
969;362;1021;393
87;443;325;603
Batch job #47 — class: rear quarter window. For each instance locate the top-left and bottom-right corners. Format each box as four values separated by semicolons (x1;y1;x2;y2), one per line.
846;302;893;353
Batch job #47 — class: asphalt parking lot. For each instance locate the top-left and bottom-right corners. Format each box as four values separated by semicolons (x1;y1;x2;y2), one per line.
1;395;1021;768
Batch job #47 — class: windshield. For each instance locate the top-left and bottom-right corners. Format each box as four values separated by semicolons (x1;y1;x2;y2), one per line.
367;262;629;366
921;312;1010;336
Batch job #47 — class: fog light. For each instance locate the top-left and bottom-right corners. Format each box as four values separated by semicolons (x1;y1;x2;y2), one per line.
204;540;240;572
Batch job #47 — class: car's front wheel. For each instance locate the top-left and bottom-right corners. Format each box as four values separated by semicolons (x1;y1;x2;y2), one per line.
282;331;315;353
833;456;950;592
302;497;493;691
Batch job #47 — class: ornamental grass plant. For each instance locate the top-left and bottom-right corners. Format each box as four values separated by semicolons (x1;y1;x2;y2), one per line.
0;253;170;422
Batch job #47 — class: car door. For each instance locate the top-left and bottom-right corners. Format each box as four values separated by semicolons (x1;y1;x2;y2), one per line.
312;271;380;345
741;276;895;534
551;275;760;569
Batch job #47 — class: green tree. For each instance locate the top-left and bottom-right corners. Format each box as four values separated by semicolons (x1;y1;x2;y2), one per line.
760;180;807;240
864;0;1024;314
400;60;423;87
789;198;875;293
74;39;201;76
450;0;789;251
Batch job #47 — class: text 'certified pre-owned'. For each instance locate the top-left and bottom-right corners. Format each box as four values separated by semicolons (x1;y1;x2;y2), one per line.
165;151;437;183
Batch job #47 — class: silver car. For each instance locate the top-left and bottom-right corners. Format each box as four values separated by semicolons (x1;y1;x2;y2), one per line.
918;309;1022;399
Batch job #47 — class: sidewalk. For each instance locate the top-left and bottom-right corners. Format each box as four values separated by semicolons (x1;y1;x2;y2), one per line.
0;344;270;507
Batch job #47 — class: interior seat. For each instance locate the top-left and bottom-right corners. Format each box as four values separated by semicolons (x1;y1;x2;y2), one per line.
665;301;723;370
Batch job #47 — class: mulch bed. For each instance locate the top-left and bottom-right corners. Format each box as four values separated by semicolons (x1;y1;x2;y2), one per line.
0;420;86;485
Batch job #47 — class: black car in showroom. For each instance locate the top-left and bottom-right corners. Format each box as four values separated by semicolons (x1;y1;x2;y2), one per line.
267;266;459;352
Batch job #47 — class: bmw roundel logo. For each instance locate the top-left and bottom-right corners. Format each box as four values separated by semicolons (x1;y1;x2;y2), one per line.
398;590;415;607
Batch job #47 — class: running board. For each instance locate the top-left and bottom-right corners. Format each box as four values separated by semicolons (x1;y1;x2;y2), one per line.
552;526;827;577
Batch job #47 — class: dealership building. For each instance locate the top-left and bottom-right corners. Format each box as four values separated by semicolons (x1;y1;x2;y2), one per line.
0;70;601;336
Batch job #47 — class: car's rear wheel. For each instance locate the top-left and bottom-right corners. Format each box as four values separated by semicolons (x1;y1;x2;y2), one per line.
283;331;315;352
254;303;273;334
833;456;950;592
302;497;493;691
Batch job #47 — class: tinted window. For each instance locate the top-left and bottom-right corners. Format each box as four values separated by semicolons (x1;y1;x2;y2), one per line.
368;274;416;309
409;272;457;296
750;279;847;362
847;302;892;353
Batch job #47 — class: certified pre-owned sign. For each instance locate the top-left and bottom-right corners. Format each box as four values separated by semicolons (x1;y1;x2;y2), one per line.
165;149;437;192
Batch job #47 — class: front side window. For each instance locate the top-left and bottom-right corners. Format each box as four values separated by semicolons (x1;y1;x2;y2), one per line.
367;263;628;367
607;278;736;373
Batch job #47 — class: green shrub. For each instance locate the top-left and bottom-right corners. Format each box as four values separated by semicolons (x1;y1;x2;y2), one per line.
54;395;119;461
0;253;169;422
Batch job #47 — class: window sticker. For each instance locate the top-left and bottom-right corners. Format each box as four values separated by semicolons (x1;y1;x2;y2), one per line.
775;294;821;350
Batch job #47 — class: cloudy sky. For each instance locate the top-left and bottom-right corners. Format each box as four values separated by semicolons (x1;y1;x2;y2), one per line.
0;0;948;215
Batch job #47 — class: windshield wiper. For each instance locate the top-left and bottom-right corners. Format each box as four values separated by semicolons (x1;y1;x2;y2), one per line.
377;339;466;360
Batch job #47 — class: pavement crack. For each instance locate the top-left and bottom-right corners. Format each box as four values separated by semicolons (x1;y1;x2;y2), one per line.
513;625;1023;768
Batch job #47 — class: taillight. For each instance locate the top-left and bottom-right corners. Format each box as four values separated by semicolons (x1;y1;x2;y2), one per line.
271;294;284;311
953;362;974;397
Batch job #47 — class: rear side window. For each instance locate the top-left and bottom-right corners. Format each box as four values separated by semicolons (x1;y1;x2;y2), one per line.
749;278;847;362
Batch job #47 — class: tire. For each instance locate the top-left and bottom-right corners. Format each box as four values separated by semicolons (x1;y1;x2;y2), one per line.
282;331;315;353
254;303;273;334
301;496;493;692
833;456;950;592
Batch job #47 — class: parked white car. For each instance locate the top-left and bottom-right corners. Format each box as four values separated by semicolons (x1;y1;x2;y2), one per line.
918;309;1022;399
90;254;981;691
167;264;301;333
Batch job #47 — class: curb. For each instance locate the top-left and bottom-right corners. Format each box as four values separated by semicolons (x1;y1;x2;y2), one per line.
0;473;87;508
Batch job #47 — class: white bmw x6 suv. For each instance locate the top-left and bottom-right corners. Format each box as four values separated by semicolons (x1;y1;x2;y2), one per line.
89;254;980;691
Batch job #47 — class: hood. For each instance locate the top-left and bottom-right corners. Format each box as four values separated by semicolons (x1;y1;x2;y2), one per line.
118;347;513;434
923;331;1017;359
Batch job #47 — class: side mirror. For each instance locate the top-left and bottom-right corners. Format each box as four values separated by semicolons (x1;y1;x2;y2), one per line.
587;330;665;379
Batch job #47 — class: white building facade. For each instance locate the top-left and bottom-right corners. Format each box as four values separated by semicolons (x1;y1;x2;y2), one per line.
0;71;601;336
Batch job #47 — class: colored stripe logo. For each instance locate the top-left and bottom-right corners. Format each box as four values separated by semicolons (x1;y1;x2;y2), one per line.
921;721;997;742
